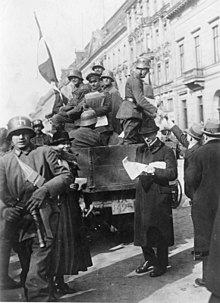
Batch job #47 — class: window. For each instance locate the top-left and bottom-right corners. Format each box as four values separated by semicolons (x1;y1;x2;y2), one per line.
165;60;169;83
213;25;220;63
194;35;201;68
146;0;149;16
198;96;204;123
167;98;174;112
182;100;188;129
179;44;184;74
157;63;161;85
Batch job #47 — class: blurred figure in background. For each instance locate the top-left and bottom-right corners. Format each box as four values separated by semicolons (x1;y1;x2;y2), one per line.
31;119;52;147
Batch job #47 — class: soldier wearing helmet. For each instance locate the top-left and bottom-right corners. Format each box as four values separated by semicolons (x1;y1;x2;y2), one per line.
31;119;52;147
51;69;90;131
101;70;122;135
0;116;71;301
83;70;112;145
92;60;105;76
69;109;104;148
116;57;157;144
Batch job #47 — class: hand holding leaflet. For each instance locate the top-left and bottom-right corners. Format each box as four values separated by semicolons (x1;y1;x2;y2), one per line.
122;157;166;180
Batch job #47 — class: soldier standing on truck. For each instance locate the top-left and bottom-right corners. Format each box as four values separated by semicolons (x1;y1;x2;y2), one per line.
134;118;177;277
0;116;71;301
116;57;158;145
101;70;122;136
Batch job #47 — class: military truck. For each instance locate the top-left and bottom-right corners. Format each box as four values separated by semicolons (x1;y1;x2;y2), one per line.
72;142;182;233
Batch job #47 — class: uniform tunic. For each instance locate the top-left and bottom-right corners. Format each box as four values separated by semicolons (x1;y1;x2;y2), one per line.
103;84;122;134
70;127;104;148
134;139;177;247
0;145;71;301
31;132;52;147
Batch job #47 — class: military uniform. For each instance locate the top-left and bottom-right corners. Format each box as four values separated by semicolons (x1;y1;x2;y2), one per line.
31;132;52;147
51;83;91;128
103;84;122;135
70;127;104;148
0;144;71;301
116;71;157;144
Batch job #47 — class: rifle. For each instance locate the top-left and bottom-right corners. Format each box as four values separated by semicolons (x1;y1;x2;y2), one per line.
16;156;50;248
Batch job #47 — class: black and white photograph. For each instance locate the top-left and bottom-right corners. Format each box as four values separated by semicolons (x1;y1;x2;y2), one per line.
0;0;220;302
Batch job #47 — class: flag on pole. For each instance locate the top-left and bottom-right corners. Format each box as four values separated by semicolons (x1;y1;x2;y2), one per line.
34;12;58;84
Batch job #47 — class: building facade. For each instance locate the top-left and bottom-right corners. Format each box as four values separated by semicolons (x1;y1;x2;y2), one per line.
31;0;220;130
72;0;220;128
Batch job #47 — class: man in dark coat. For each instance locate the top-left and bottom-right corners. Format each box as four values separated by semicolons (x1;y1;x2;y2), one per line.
116;57;157;144
70;109;104;148
184;119;220;288
134;119;177;277
31;119;52;147
0;116;71;301
206;200;220;303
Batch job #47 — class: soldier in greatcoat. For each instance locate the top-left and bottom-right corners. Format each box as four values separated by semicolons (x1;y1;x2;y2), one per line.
0;116;71;301
184;119;220;288
116;57;157;144
134;119;177;277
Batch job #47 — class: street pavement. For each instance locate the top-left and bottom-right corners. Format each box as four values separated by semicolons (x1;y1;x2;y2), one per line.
0;160;212;302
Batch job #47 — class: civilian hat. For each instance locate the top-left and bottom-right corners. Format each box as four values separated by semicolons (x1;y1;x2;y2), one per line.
139;119;159;135
202;119;220;137
51;131;74;145
186;123;203;140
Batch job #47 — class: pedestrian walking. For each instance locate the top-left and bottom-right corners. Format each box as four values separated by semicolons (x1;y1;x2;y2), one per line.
0;116;71;301
134;119;177;277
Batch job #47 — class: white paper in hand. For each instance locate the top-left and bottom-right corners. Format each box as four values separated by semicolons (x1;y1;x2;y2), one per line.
122;157;148;180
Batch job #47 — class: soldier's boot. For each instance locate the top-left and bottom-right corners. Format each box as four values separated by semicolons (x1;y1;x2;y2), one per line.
0;241;21;289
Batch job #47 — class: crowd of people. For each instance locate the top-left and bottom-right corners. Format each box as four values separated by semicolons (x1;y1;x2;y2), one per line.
0;57;219;302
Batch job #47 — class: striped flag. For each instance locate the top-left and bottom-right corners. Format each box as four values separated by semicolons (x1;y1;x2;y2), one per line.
34;12;58;84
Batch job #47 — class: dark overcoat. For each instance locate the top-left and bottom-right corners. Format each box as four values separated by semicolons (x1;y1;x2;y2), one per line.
134;138;177;247
206;201;220;297
184;139;220;255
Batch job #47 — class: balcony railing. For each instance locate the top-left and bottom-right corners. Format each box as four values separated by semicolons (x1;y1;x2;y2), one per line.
183;68;204;80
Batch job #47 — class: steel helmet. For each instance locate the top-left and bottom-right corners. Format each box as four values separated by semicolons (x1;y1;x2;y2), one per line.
68;69;83;81
100;70;114;81
80;109;97;127
92;60;105;71
7;116;35;138
136;57;151;69
32;119;44;129
86;71;100;82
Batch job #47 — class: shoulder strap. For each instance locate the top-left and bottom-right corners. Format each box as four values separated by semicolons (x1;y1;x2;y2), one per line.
15;155;45;188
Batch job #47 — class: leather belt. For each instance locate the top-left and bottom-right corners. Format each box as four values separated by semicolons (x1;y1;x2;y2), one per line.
125;97;135;103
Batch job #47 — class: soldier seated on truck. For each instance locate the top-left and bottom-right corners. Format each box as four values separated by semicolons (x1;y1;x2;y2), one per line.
83;71;113;145
51;69;90;131
70;109;104;148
